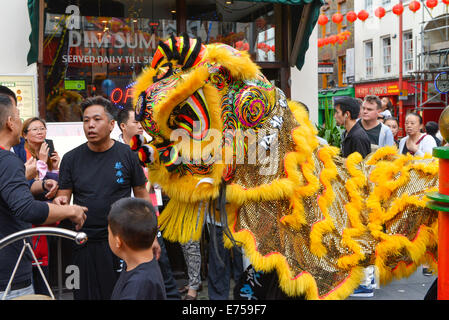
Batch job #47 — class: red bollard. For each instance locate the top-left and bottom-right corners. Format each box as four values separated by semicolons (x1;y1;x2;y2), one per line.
427;148;449;300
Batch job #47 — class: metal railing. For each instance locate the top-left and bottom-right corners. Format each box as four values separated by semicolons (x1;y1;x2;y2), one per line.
0;227;87;300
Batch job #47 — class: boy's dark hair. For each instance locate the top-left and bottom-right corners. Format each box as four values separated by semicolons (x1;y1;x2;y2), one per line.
364;95;382;110
108;198;158;251
116;107;133;131
80;96;116;120
0;85;17;104
425;121;439;135
334;96;360;120
0;94;14;129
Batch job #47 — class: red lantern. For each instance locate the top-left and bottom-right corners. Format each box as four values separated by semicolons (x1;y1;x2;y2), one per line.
323;37;330;45
409;0;421;13
375;7;386;19
426;0;438;10
358;10;369;22
318;38;324;48
393;3;405;16
346;11;358;23
329;35;338;45
443;0;449;6
318;14;329;36
332;12;344;24
317;14;329;26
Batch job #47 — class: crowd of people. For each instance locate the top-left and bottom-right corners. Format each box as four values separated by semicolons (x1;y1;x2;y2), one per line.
0;86;244;301
0;83;445;301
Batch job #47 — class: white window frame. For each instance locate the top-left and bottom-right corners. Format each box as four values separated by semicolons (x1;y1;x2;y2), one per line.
403;31;414;73
365;0;373;15
382;36;392;74
382;0;392;11
365;40;373;78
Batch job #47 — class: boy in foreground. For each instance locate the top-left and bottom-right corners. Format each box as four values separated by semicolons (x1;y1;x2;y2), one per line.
108;198;166;300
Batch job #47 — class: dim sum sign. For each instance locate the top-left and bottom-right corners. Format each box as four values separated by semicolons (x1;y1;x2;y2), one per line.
64;5;157;52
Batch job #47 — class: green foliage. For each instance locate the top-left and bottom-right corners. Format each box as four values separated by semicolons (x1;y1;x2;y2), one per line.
316;103;344;148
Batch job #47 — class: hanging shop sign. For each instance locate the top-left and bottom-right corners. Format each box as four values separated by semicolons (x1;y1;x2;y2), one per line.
355;81;415;97
318;63;334;74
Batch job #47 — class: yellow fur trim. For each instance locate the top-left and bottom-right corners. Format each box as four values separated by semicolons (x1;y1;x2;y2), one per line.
364;149;439;285
337;152;368;269
228;203;367;300
309;146;340;257
205;44;260;80
133;68;157;105
158;200;206;242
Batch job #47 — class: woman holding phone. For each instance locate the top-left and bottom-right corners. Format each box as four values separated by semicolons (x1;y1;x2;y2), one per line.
21;117;60;296
22;117;60;187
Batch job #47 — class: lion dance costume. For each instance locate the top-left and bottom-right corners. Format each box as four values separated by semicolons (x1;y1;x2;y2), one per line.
130;34;439;299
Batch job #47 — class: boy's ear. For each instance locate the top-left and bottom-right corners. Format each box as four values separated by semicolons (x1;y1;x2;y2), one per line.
115;235;123;248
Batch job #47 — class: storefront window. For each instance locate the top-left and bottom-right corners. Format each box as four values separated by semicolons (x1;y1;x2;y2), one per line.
186;1;279;63
43;0;283;122
44;0;176;122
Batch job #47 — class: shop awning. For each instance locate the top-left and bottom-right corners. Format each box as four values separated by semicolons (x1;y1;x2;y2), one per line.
27;0;39;66
240;0;324;70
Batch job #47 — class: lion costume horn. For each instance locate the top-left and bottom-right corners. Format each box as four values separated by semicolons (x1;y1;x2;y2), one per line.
131;34;439;299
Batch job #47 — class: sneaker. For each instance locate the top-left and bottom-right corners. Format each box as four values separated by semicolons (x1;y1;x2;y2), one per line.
350;285;374;297
422;268;433;276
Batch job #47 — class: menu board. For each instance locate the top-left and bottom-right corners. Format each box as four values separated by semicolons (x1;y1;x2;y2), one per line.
0;74;37;120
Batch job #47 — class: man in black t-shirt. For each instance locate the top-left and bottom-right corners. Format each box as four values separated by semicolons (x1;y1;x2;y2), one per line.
334;96;371;159
54;96;151;300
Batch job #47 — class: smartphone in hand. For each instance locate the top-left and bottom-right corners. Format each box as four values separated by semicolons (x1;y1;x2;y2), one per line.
46;139;55;157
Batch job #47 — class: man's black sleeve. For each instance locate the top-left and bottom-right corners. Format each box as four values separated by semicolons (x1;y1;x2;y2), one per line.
353;138;371;159
0;154;49;224
128;149;148;187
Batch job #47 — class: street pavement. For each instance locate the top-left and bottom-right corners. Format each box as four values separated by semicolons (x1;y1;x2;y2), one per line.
347;265;436;300
57;265;436;300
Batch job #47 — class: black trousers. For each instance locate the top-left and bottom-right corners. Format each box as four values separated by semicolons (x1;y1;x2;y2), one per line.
157;230;181;300
72;240;120;300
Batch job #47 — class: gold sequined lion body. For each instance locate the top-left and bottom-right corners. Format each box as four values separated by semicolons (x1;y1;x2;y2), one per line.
130;35;439;300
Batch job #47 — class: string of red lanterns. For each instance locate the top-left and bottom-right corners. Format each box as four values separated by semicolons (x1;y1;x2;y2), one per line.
318;0;443;29
318;31;351;48
318;1;445;49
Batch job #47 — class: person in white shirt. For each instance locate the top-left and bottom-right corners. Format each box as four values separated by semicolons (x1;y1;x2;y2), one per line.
379;97;392;120
399;112;437;156
116;107;144;145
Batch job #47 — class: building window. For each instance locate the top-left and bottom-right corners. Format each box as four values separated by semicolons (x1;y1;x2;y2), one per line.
404;31;414;73
365;41;373;78
338;55;347;86
382;0;391;10
365;0;373;15
382;36;392;74
42;0;284;122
